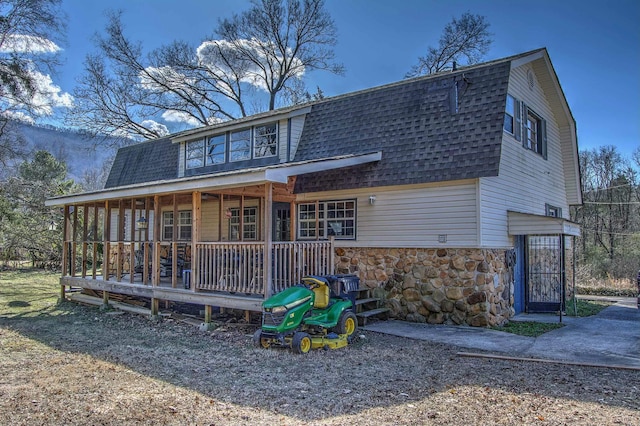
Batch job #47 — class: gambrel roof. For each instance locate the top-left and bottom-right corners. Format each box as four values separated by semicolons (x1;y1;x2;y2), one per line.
73;48;578;207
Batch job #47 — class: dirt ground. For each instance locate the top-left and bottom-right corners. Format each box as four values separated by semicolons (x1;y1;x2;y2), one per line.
0;280;639;425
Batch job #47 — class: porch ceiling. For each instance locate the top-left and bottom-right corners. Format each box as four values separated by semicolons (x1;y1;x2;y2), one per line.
507;211;581;237
46;151;382;206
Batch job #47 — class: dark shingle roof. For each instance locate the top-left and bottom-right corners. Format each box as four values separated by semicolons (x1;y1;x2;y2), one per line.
293;60;511;193
104;137;178;188
105;51;526;192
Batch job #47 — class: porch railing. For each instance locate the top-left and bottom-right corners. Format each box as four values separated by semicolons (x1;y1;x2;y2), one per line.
194;240;334;295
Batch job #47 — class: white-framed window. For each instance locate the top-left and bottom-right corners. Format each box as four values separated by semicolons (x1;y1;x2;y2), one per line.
230;129;251;162
186;139;205;169
504;93;547;159
186;122;279;168
254;123;277;158
525;109;545;156
162;211;192;241
206;134;226;165
504;94;517;135
297;200;356;240
229;207;258;240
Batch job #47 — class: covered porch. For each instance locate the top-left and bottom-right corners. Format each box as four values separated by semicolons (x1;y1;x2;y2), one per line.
54;181;333;314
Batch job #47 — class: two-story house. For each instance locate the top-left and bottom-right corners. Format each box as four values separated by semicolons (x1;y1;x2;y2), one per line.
46;48;581;326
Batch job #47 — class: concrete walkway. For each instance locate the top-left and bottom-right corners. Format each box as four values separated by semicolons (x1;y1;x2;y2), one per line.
363;297;640;369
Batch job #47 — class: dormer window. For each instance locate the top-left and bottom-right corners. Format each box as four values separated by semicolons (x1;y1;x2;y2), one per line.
254;123;277;158
230;129;251;162
206;134;226;165
185;122;279;169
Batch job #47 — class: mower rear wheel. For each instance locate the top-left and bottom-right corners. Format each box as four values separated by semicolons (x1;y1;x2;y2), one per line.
291;331;312;354
333;311;358;336
252;329;271;349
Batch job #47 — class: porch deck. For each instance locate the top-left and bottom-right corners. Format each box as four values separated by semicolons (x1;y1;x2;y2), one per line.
62;240;334;312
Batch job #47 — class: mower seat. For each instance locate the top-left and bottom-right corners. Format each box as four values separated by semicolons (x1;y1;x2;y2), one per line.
303;276;331;309
312;282;330;309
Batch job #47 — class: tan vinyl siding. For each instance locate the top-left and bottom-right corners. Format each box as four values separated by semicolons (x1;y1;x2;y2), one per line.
479;60;572;247
296;180;479;248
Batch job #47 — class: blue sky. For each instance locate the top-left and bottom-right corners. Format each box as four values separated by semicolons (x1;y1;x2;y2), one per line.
57;0;639;158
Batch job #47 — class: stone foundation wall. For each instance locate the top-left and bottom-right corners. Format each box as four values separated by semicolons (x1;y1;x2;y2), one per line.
335;247;514;327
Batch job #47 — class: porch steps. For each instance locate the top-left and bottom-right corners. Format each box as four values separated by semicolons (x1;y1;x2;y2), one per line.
354;286;390;326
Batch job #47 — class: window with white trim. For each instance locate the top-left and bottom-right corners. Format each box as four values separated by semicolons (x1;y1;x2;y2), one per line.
525;109;544;155
504;94;517;135
186;122;279;168
162;211;192;241
297;200;356;240
254;123;277;158
503;93;547;159
186;139;205;169
230;129;251;162
206;134;226;165
229;207;258;241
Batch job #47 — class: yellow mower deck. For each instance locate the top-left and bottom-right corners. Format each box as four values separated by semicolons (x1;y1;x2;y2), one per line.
309;334;349;350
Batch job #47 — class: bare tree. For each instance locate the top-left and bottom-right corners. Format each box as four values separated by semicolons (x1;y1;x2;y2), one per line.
572;146;640;279
406;12;492;77
69;0;342;141
0;0;69;164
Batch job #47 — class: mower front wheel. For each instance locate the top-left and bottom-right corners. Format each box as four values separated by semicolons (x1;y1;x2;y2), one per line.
252;329;271;349
291;331;312;354
333;310;358;337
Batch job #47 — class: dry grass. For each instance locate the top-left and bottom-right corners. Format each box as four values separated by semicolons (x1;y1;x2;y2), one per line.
575;271;638;297
1;269;639;425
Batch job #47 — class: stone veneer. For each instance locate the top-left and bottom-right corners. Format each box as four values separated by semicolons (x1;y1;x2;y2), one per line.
335;247;514;327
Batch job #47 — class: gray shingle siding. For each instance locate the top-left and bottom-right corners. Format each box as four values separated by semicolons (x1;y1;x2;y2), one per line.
104;137;178;188
293;61;510;193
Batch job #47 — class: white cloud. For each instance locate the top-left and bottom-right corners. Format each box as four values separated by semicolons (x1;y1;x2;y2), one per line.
28;70;74;114
196;38;305;93
161;110;201;127
0;65;73;117
0;34;61;54
0;110;35;125
141;120;169;137
139;66;194;94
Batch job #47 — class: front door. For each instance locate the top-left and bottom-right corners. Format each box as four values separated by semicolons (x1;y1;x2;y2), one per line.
272;203;291;242
525;235;565;313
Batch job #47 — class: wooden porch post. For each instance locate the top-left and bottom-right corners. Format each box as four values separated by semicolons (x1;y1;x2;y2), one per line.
81;204;88;277
264;183;273;298
71;204;78;277
103;200;111;281
142;197;150;285
117;200;124;281
130;198;136;284
192;191;201;292
92;203;98;279
61;205;69;277
60;205;70;301
172;194;178;288
152;195;161;286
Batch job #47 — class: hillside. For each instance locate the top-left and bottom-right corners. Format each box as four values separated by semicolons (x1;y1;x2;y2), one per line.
11;123;128;184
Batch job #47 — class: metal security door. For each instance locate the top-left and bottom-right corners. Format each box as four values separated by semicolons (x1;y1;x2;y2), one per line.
526;235;565;313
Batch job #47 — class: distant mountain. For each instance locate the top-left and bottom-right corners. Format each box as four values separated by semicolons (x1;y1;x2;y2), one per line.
11;122;129;184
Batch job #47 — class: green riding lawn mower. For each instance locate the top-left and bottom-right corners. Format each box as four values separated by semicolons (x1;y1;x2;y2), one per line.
253;274;360;354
